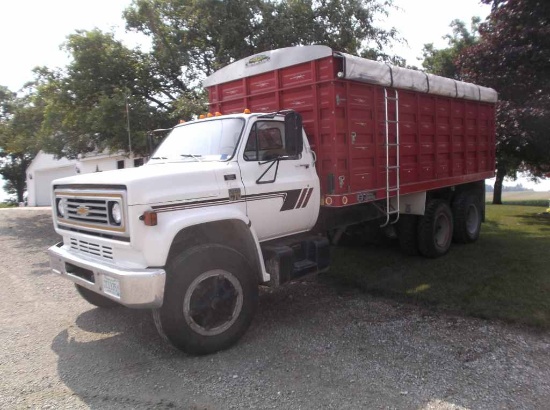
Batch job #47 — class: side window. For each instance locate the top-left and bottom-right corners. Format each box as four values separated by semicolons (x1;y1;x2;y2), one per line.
244;121;300;161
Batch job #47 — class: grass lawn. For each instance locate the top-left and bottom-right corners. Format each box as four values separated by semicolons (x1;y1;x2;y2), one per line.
486;190;550;207
327;205;550;328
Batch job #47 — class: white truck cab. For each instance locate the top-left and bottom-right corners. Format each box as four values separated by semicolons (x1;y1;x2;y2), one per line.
48;111;324;354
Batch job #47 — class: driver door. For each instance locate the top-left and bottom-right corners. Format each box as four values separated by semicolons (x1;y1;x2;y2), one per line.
238;119;319;242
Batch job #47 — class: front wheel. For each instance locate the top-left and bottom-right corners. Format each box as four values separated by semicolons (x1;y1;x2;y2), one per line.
417;199;453;258
153;244;258;355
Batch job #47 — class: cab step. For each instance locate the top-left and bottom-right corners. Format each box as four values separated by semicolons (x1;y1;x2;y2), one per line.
261;236;330;287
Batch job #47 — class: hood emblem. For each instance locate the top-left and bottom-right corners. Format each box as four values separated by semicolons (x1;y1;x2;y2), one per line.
76;205;90;216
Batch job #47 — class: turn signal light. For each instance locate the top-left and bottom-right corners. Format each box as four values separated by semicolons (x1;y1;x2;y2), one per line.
141;211;158;226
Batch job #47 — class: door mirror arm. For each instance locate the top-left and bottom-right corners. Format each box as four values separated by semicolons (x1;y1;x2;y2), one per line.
256;158;281;184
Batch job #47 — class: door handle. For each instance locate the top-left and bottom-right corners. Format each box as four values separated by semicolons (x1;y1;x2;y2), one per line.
295;164;310;169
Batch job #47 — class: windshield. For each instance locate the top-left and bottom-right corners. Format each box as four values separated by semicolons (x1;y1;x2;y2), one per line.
150;118;245;162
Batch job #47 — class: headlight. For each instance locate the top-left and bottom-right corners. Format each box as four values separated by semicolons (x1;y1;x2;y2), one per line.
111;202;122;224
56;198;65;217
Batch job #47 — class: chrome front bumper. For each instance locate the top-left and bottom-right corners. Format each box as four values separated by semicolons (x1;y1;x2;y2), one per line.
48;242;166;308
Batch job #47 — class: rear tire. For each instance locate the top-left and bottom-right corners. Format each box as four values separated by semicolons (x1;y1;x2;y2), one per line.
417;200;453;258
75;284;120;308
397;214;419;255
452;192;482;243
154;244;258;355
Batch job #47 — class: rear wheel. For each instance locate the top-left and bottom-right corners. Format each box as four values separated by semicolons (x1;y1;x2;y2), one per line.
153;244;258;355
417;200;453;258
452;192;482;243
75;284;120;308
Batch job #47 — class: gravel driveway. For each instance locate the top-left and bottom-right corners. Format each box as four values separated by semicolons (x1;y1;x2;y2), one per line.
1;208;549;409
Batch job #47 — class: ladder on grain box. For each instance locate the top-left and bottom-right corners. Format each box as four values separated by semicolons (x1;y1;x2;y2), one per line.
381;88;400;227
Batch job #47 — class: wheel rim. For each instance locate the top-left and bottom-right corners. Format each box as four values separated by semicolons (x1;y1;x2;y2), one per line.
465;204;479;235
183;270;243;336
434;213;451;249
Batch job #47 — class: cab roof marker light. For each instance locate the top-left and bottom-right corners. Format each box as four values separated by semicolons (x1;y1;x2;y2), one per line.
179;119;186;124
243;109;251;114
199;114;206;119
215;112;222;116
206;113;213;117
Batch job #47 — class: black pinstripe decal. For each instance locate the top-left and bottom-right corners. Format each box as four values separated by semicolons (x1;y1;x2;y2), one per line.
295;188;307;209
301;187;314;208
151;188;314;214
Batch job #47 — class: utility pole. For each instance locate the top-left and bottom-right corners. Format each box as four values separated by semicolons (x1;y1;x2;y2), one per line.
126;93;132;155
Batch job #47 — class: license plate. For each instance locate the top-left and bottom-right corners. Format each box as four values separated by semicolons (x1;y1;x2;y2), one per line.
103;275;120;298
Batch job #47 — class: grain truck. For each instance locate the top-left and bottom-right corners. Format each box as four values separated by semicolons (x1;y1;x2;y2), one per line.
48;46;497;354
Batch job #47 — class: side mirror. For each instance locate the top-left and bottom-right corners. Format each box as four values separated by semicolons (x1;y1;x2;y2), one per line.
147;128;171;156
284;111;303;157
147;133;157;156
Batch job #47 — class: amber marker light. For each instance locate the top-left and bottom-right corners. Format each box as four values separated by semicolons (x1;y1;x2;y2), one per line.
199;114;206;119
179;119;186;124
207;113;213;117
215;112;222;116
243;109;251;114
141;211;158;226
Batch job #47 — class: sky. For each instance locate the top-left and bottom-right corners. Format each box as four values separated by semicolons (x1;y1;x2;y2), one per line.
1;0;548;198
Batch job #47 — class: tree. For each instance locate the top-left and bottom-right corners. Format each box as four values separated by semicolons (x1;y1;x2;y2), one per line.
123;0;401;85
459;0;550;204
38;30;176;158
0;86;42;202
421;17;480;79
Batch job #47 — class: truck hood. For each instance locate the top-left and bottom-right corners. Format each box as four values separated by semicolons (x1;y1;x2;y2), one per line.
52;161;232;206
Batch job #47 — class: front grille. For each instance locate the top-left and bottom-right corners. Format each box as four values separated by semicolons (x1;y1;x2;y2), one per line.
70;237;114;260
54;188;127;236
67;198;109;225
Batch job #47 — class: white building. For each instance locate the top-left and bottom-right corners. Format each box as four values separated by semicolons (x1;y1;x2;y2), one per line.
26;151;144;206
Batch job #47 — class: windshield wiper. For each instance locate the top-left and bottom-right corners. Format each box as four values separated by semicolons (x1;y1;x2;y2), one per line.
180;154;203;162
151;156;167;160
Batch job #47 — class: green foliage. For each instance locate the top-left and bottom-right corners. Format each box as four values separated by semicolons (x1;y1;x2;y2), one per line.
124;0;400;75
327;205;550;328
458;0;550;203
0;85;42;202
421;18;480;79
38;30;174;158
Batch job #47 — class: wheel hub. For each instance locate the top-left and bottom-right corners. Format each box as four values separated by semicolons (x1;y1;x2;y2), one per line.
183;270;243;336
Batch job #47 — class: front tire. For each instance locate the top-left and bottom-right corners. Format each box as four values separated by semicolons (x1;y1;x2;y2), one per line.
75;284;120;308
154;244;258;355
417;200;453;258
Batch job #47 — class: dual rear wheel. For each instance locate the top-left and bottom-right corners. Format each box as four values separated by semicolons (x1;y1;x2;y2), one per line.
396;191;482;258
